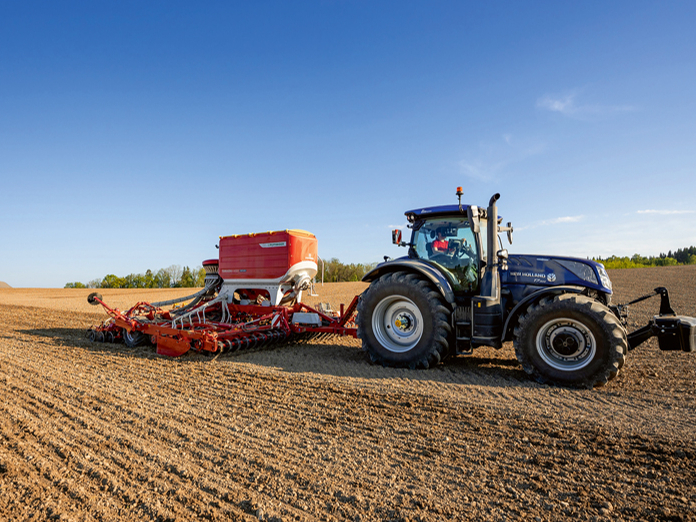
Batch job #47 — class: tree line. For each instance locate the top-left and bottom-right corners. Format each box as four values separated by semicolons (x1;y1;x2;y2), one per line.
65;265;206;289
65;258;380;288
317;258;379;283
594;246;696;269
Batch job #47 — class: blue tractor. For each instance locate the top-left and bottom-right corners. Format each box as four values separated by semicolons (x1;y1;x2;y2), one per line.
356;190;696;387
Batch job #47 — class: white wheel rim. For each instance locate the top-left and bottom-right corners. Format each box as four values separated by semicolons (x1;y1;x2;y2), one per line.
372;295;424;353
535;318;596;371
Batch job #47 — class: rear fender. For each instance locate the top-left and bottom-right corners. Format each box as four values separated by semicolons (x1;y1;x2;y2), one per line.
502;285;586;342
362;259;455;304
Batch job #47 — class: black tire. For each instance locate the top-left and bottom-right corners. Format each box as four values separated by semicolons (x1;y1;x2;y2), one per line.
513;294;627;388
123;328;147;348
87;292;103;305
356;271;452;369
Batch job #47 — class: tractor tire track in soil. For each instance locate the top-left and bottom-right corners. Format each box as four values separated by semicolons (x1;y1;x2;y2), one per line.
0;267;695;521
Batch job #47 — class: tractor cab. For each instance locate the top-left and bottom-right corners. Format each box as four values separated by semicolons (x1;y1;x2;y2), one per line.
406;211;484;294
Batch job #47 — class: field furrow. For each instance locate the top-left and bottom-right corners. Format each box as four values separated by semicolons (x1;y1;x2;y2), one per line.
1;271;696;520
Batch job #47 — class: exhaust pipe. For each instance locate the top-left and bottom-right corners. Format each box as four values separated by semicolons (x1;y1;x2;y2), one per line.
470;193;504;348
480;193;500;299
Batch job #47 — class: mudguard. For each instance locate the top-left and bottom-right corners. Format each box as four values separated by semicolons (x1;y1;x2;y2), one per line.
501;285;587;342
362;258;456;304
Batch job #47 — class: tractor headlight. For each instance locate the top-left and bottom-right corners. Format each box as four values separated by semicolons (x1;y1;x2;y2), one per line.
597;264;612;291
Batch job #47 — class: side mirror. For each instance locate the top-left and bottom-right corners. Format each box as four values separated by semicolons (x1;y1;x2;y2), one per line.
499;222;513;245
497;249;509;270
467;205;480;234
392;229;406;246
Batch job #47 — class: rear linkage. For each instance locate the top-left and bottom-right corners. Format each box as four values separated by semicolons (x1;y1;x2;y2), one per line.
613;287;696;352
86;291;359;357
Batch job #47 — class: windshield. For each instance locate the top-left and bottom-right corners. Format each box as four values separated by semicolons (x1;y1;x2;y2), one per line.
412;218;480;292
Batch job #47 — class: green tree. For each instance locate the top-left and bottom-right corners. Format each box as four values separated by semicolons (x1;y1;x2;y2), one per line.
154;269;171;288
144;269;155;288
655;257;678;267
674;246;696;264
64;282;86;288
123;273;145;288
195;267;206;287
101;274;125;288
318;258;378;282
178;266;195;287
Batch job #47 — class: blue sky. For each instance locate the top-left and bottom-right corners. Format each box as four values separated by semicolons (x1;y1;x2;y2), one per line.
1;1;695;287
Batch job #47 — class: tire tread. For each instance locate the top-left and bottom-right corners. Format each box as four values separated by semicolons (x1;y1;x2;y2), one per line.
513;294;627;388
357;271;451;369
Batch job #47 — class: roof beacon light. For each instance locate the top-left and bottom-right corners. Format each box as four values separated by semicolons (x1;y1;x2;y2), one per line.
456;186;464;212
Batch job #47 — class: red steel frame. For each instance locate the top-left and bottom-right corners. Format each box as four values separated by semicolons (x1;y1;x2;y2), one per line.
89;294;359;357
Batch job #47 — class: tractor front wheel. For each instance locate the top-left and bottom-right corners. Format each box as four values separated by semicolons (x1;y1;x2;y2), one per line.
357;271;451;369
514;294;627;388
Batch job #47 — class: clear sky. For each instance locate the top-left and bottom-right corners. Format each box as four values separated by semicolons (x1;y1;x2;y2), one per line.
1;1;695;287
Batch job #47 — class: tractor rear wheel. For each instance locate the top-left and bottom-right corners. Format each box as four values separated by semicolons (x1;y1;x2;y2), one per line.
514;294;627;388
357;271;451;369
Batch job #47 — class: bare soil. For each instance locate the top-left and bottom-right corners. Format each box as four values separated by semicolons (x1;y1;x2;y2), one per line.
1;268;695;521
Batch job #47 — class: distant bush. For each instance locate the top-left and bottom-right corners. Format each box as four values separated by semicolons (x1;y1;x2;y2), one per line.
594;247;696;269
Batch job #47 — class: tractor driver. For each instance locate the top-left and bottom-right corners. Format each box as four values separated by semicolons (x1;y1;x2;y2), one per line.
432;228;453;254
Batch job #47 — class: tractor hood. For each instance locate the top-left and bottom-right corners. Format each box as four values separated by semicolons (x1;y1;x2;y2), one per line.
502;254;613;294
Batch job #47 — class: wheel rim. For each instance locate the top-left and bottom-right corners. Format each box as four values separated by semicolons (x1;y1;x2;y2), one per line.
372;295;424;353
535;318;597;371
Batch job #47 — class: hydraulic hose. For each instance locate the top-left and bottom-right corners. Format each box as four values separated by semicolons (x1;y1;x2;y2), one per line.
150;277;220;308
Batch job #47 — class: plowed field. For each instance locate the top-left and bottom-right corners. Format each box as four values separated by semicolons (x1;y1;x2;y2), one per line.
1;267;695;521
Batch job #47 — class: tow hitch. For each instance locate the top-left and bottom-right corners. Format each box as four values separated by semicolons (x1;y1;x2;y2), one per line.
617;287;696;352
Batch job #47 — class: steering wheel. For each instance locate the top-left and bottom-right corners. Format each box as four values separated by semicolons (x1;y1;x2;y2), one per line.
454;241;475;260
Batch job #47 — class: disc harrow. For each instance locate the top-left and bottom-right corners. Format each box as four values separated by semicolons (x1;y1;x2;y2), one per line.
87;290;358;358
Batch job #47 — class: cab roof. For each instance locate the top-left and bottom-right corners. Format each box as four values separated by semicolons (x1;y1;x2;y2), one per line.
404;205;469;220
404;204;501;223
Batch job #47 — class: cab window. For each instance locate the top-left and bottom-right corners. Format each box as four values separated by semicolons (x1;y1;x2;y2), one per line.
412;218;479;292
